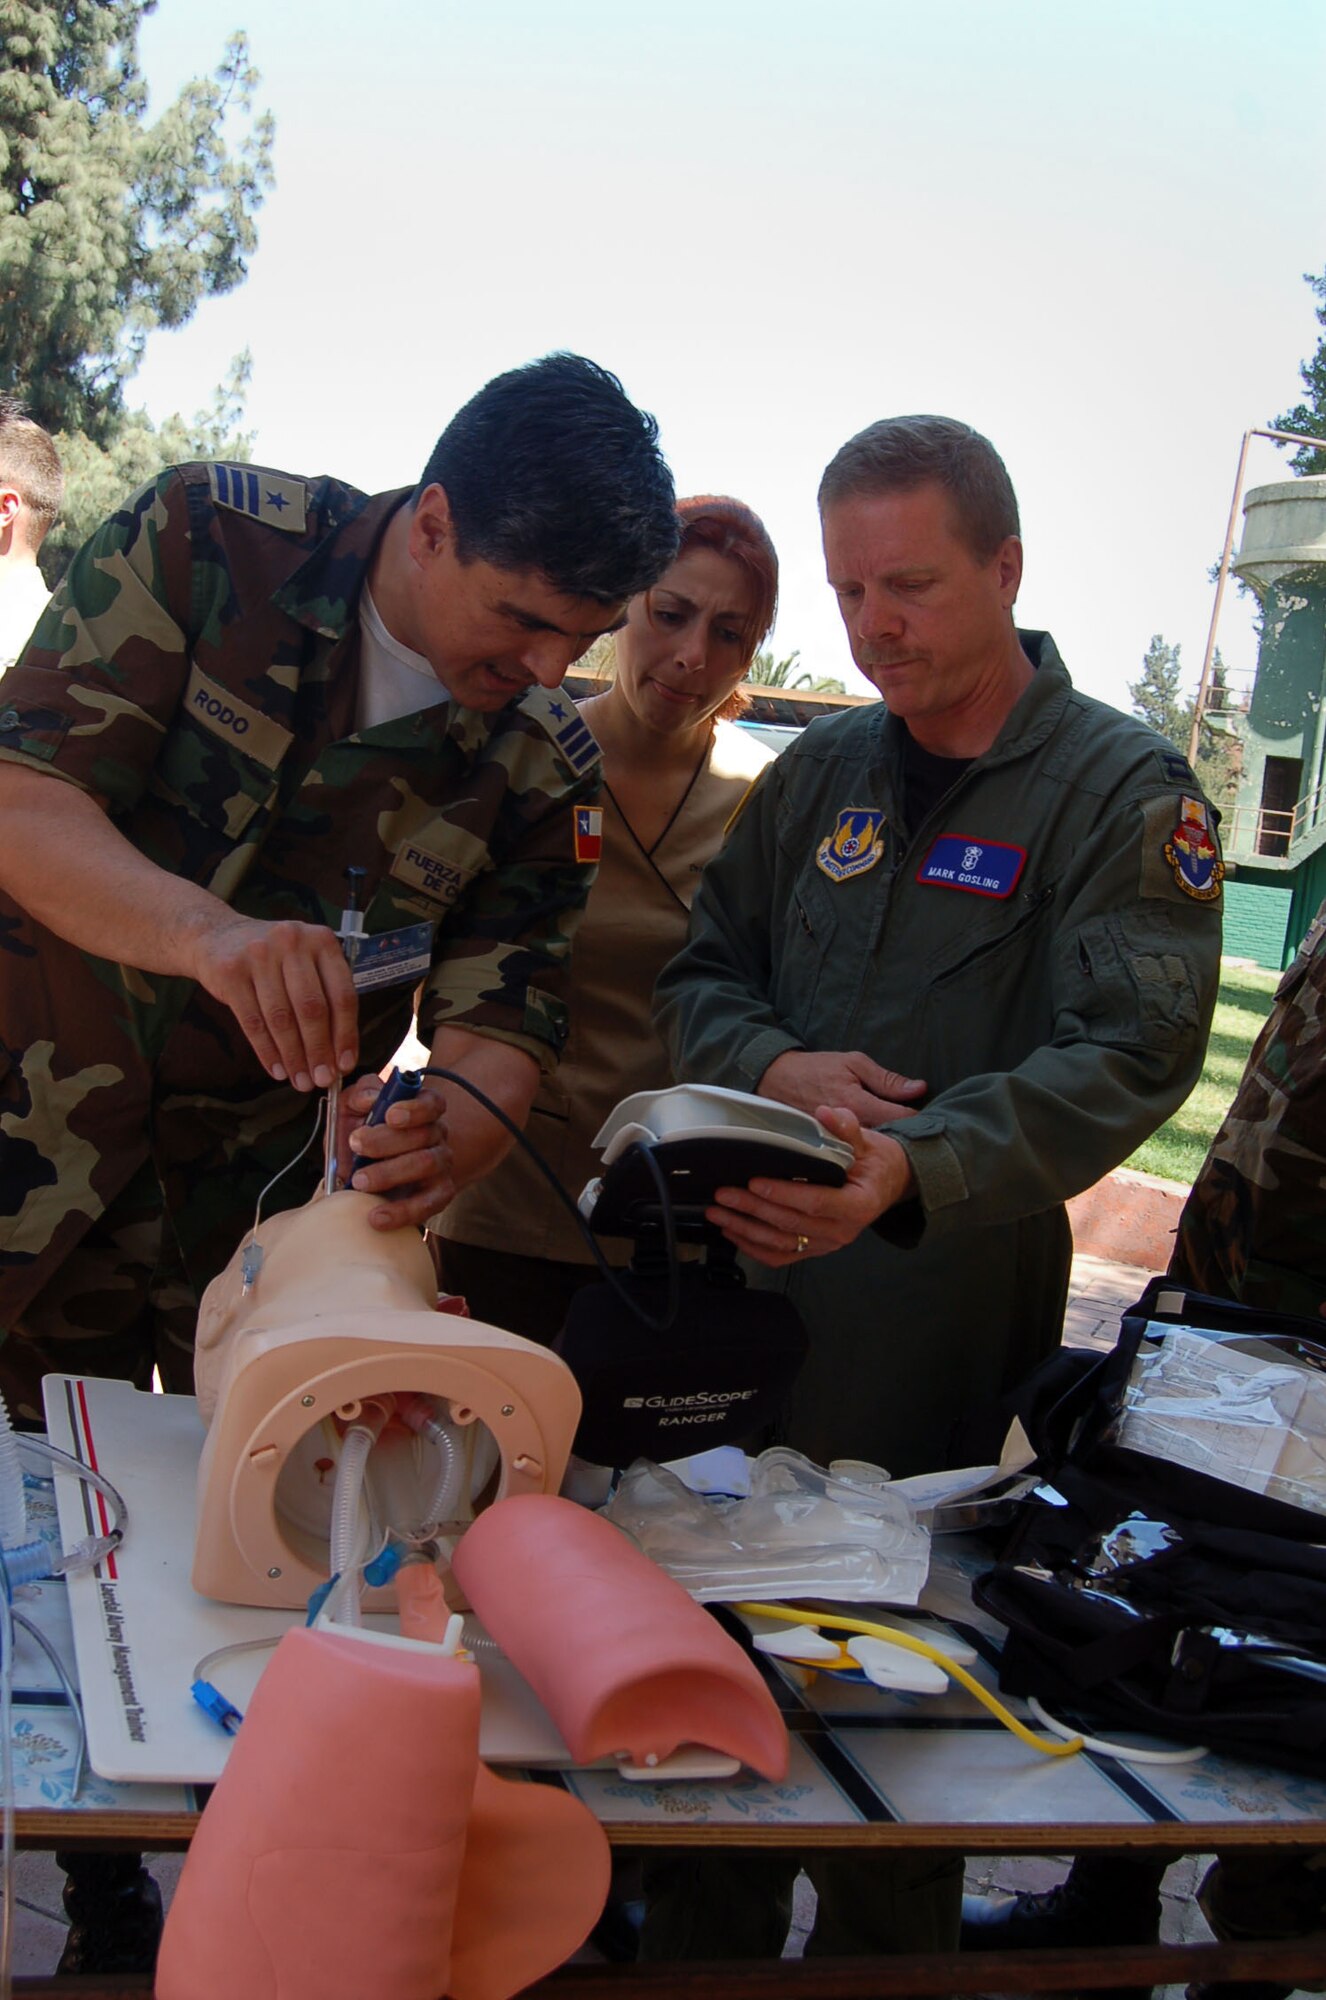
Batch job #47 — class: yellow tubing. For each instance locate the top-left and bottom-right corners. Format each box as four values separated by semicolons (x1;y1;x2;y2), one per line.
733;1601;1082;1759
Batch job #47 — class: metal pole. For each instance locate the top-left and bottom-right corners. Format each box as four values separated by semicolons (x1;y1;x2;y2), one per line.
1189;426;1326;766
1189;431;1253;765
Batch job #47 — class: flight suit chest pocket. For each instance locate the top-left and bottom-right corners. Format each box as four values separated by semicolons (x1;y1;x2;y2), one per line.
773;794;891;1023
924;877;1055;986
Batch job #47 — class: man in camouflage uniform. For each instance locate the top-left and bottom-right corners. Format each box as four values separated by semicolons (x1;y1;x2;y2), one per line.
0;352;678;1423
1169;903;1326;2000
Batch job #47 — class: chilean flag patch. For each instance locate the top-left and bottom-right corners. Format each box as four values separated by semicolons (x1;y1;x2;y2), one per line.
574;806;603;862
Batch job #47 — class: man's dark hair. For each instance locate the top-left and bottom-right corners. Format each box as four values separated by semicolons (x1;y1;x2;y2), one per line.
818;415;1019;562
419;353;678;603
0;396;63;546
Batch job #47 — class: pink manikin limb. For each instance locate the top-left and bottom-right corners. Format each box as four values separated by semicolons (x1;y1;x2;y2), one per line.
155;1624;609;2000
451;1492;788;1779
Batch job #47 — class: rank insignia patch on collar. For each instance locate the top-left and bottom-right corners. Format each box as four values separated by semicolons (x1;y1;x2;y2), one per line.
1164;795;1224;902
917;834;1027;898
574;805;603;862
817;807;886;881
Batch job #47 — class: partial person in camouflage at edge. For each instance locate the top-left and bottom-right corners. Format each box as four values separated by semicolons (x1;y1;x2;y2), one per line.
1169;900;1326;1998
0;352;679;1425
1170;897;1326;1314
966;905;1326;1998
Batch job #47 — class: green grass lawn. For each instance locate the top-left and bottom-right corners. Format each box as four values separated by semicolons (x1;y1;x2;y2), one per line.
1124;960;1280;1186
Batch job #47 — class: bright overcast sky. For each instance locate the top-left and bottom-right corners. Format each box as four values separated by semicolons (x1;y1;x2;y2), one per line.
131;0;1325;711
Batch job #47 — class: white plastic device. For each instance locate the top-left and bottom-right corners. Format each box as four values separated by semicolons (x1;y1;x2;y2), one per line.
578;1083;856;1220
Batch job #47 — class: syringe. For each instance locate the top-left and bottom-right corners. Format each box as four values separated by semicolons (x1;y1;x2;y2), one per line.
324;866;367;1196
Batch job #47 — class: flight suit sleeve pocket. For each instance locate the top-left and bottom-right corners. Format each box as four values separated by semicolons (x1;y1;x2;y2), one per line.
1059;908;1202;1050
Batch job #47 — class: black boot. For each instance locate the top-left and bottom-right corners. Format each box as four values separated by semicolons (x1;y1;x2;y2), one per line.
55;1849;163;1976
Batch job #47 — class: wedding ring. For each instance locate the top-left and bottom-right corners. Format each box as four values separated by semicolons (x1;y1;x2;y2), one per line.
794;1234;809;1255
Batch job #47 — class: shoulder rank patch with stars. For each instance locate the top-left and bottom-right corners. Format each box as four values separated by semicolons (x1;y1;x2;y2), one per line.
520;689;602;774
1164;794;1224;902
208;464;307;533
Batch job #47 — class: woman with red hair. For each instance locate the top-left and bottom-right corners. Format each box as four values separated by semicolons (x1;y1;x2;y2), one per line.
437;496;779;1338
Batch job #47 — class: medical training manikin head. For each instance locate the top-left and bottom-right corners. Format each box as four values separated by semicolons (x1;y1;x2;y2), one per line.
191;1189;582;1610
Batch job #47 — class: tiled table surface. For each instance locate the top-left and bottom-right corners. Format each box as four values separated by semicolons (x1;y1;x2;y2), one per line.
8;1253;1321;1994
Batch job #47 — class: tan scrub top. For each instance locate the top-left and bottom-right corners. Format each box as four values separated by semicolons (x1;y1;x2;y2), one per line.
439;717;774;1265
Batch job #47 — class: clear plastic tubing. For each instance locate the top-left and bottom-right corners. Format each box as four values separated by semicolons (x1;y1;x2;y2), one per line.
421;1417;465;1524
329;1409;388;1626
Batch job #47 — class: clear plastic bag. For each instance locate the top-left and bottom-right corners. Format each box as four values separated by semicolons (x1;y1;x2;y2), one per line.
1114;1324;1326;1517
602;1447;930;1603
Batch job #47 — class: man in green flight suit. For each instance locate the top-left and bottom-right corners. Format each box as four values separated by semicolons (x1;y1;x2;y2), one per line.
648;414;1223;1967
0;352;677;1972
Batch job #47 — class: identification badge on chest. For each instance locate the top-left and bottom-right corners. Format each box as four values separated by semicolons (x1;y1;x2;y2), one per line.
350;920;435;993
917;834;1027;898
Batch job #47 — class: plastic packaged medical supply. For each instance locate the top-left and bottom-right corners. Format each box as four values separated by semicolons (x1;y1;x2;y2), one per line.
1114;1323;1326;1517
602;1447;930;1603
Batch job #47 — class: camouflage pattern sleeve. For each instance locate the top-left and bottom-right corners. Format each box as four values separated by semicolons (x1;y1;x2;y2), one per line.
1170;899;1326;1316
415;690;603;1072
0;471;208;815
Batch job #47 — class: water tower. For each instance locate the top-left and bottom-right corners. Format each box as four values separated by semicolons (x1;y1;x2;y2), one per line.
1220;474;1326;966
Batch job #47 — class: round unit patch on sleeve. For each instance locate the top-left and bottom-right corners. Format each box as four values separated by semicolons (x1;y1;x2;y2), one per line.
1164;794;1224;902
1138;793;1225;904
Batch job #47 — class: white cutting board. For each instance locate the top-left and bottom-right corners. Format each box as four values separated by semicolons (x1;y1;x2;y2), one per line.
42;1374;571;1783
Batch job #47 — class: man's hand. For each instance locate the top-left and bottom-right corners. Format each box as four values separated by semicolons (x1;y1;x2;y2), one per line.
337;1073;454;1232
759;1050;926;1126
706;1107;916;1267
188;912;361;1091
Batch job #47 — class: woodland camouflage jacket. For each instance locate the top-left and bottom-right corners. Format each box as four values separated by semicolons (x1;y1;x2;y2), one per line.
0;462;601;1318
1171;897;1326;1316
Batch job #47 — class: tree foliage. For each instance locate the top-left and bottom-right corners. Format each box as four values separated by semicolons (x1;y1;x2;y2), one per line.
1129;633;1240;810
748;648;845;695
1128;633;1189;745
1272;265;1326;475
42;351;256;579
0;0;275;443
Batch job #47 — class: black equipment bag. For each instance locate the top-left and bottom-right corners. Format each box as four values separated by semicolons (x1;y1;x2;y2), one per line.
973;1274;1326;1775
555;1261;809;1466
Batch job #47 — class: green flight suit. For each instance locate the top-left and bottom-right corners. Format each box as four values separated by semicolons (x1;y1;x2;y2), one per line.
0;463;600;1409
657;632;1224;1477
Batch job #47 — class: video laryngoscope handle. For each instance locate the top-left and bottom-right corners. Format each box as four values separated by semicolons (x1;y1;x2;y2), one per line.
367;1066;426;1127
